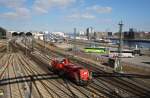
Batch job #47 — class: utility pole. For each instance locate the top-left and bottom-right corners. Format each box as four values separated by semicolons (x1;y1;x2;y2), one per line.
25;36;27;56
114;21;123;73
32;36;34;52
74;28;77;54
7;39;10;53
6;32;11;53
43;33;46;50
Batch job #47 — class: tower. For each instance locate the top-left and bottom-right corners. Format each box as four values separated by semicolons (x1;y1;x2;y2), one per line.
114;21;123;73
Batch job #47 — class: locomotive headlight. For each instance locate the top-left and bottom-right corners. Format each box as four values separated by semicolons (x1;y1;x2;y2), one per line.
83;72;88;75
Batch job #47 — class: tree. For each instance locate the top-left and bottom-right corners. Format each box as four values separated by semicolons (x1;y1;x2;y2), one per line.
12;32;18;36
26;32;32;36
0;27;7;39
19;32;25;36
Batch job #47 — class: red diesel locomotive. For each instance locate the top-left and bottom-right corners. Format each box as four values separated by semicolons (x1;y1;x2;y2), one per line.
50;58;92;85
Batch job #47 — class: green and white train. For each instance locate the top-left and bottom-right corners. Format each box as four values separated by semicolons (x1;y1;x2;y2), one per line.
84;47;108;54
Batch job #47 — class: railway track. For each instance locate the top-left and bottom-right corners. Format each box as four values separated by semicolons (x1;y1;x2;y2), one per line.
0;54;11;98
0;54;22;98
1;38;150;98
19;52;97;98
7;54;24;98
13;39;109;98
18;54;50;98
28;40;131;97
0;54;12;80
34;40;150;98
1;43;54;98
18;53;81;98
33;43;114;97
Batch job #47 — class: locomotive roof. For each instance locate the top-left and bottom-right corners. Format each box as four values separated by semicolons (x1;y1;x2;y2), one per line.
64;64;83;69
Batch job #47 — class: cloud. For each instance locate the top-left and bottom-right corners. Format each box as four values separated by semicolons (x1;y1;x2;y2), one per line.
86;5;112;13
33;0;76;14
0;0;26;8
0;7;31;20
67;13;95;19
0;0;31;20
66;4;112;20
16;8;31;18
98;19;112;23
1;12;18;19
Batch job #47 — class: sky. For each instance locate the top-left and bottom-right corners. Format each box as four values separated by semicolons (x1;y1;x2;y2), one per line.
0;0;150;33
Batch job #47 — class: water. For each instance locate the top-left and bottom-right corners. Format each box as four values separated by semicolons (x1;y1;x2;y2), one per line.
49;33;150;48
111;40;150;48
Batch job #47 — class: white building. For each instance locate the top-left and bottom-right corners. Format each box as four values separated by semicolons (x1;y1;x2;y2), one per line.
79;31;85;36
51;32;65;37
33;32;44;40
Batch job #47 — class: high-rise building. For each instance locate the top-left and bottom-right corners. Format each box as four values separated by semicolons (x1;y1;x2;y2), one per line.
124;28;136;39
108;32;112;37
129;28;135;39
86;27;95;40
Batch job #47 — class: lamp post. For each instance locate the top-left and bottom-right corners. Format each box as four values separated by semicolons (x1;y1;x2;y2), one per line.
74;28;77;54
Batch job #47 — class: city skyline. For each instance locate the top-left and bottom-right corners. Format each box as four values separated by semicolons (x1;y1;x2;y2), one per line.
0;0;150;33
